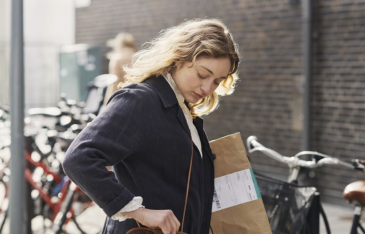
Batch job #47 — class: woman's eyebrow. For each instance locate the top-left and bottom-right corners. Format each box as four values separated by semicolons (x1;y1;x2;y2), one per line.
200;65;227;79
200;65;214;75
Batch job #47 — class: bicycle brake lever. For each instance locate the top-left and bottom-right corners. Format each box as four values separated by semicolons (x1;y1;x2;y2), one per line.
352;159;365;171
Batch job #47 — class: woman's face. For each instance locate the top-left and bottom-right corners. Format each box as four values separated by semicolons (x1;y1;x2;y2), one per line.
171;56;231;104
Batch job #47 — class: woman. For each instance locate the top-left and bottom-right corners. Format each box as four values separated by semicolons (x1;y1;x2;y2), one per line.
103;32;136;105
63;18;240;234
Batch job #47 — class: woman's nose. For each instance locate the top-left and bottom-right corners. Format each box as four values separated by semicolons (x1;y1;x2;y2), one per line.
201;80;214;95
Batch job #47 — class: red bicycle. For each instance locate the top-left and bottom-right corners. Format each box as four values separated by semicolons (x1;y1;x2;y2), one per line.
0;133;97;234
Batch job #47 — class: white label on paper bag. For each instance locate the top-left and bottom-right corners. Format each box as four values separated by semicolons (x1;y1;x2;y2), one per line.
212;168;261;212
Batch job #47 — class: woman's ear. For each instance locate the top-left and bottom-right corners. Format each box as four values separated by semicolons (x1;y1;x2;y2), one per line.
174;61;184;70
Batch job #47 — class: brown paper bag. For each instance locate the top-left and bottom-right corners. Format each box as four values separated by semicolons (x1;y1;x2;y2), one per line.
209;132;272;234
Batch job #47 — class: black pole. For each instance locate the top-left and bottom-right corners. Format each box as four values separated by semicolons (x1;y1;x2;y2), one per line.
9;0;26;233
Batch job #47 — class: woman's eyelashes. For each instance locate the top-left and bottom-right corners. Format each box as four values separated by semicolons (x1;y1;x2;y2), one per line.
198;72;222;86
197;72;207;79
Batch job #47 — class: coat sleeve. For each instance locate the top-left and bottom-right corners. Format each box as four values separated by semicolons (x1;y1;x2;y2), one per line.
62;88;147;217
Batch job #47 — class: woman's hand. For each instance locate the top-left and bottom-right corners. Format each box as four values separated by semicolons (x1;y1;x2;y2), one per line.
124;207;180;234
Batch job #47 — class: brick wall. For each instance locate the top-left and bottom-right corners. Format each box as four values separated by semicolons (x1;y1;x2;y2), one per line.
75;0;365;205
311;0;365;204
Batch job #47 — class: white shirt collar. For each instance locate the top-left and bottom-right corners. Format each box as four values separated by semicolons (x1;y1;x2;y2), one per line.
163;72;186;107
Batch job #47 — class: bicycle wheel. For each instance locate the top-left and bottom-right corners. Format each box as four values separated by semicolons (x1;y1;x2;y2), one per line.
52;187;77;234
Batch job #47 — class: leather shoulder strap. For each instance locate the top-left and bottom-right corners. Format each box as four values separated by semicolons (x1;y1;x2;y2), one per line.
180;139;194;233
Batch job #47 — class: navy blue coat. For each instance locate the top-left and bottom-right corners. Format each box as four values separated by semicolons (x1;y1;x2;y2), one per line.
62;76;215;234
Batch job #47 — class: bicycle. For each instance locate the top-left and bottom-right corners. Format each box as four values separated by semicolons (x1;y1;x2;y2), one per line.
0;74;117;233
0;114;98;234
246;135;364;234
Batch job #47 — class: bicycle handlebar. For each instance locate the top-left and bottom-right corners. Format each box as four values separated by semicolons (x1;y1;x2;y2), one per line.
246;136;358;170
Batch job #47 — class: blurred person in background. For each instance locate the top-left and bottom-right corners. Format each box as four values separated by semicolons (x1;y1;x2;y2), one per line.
103;32;136;104
63;18;240;234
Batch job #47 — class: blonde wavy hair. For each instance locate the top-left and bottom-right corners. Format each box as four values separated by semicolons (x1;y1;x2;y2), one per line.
123;18;240;117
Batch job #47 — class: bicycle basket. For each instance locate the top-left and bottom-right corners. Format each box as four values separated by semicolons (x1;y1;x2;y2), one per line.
254;172;318;234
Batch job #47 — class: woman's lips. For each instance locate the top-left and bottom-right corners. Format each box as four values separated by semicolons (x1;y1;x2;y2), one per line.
193;92;204;99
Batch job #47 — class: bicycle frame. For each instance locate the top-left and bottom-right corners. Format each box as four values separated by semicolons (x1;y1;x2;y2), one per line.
25;151;73;221
25;150;95;233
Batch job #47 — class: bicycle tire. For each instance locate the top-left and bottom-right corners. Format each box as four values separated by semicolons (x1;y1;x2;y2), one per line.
71;215;87;234
52;187;101;234
358;222;365;233
52;188;76;234
52;188;93;234
0;179;9;234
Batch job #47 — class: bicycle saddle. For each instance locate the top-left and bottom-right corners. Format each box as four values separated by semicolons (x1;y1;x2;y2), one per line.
343;181;365;205
28;107;62;117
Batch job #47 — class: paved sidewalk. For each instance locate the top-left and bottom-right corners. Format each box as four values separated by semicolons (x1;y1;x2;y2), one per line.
1;204;105;234
0;202;359;234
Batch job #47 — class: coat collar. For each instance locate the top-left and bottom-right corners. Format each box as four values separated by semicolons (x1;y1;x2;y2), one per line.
143;75;206;131
143;76;178;108
144;76;214;161
144;76;191;136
